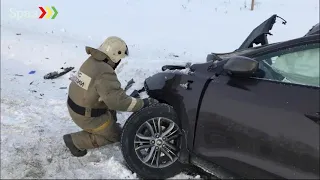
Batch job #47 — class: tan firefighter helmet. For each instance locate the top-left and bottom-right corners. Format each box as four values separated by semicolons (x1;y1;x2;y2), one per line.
97;36;129;63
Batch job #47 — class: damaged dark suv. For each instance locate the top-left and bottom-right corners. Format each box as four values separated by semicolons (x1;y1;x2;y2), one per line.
120;14;320;179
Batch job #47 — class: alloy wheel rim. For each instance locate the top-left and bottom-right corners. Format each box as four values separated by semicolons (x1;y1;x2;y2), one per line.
134;117;182;168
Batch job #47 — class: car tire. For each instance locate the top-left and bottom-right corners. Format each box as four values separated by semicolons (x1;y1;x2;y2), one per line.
120;103;185;179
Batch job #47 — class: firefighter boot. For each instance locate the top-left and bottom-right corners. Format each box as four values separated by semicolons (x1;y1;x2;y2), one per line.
63;134;87;157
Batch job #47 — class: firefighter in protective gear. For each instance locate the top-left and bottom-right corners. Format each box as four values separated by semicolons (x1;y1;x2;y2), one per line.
63;36;158;157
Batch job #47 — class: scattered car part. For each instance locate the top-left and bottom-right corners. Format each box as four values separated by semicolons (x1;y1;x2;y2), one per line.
43;67;74;79
29;70;36;74
162;65;187;71
124;78;135;91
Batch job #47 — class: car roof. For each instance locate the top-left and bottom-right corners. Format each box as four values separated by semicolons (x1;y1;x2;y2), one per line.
215;34;319;59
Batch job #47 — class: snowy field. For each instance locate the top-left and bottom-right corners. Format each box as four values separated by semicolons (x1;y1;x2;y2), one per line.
1;0;319;179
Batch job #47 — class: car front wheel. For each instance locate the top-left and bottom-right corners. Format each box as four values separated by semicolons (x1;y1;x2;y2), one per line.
121;103;184;179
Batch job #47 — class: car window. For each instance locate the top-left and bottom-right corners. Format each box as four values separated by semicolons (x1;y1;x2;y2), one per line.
255;43;320;87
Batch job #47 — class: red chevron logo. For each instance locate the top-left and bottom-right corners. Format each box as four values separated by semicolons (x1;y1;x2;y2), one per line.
39;7;46;19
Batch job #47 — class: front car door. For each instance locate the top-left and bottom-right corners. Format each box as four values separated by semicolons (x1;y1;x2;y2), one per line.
193;37;319;179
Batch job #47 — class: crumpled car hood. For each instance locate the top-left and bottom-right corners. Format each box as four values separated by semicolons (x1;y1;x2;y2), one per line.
238;14;286;50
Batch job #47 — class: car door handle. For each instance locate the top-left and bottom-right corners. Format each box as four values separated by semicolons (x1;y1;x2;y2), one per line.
305;112;320;125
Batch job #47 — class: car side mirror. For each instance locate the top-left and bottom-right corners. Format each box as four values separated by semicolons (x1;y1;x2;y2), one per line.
223;56;259;77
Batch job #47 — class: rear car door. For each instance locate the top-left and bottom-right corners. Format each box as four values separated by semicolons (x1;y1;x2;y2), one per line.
193;40;320;179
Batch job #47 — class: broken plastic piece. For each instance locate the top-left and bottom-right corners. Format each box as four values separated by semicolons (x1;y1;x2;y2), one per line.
124;78;135;91
44;67;74;79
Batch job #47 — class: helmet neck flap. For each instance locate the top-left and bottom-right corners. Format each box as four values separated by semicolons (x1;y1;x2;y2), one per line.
103;58;121;70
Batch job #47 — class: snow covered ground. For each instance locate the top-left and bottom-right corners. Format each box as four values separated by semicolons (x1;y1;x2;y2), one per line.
1;0;319;179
